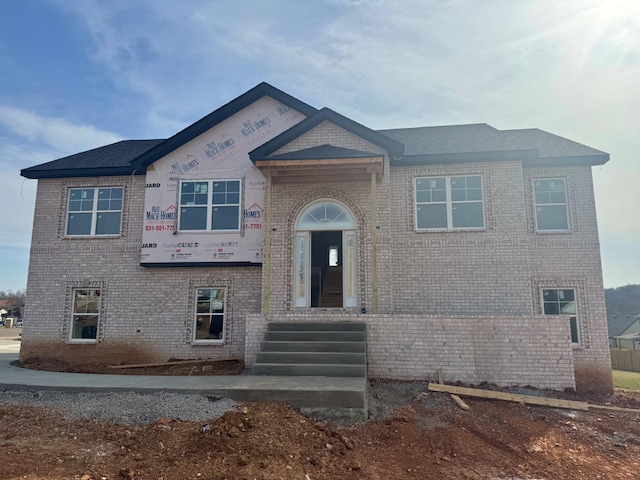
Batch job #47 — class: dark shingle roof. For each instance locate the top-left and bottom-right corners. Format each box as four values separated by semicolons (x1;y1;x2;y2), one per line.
20;140;165;179
22;82;318;180
260;144;380;161
607;313;640;337
21;84;610;179
379;124;609;166
249;107;404;162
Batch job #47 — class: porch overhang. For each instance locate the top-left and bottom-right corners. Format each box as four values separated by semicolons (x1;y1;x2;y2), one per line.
255;156;384;184
252;144;385;184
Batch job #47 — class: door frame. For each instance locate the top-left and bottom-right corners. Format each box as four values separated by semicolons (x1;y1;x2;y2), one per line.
293;200;357;308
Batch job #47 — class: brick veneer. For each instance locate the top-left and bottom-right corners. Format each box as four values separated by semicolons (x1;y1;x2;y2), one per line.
21;176;262;365
21;121;612;393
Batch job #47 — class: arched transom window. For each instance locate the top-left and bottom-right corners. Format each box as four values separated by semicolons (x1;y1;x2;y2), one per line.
297;201;355;230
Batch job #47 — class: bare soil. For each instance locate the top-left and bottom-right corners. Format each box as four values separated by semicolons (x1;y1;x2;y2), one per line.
6;331;640;478
2;380;640;479
17;358;244;376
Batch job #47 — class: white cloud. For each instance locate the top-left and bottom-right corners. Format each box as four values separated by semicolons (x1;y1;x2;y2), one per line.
0;106;121;159
0;107;123;252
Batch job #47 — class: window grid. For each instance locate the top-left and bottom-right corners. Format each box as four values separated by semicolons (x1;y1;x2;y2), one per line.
70;288;101;342
179;180;241;232
534;178;569;231
194;288;226;342
67;187;123;236
542;288;580;345
415;175;484;230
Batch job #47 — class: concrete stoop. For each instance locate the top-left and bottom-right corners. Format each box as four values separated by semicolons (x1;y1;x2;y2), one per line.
250;322;368;409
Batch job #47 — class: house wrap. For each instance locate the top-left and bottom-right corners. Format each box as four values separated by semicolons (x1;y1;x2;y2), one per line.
20;83;613;393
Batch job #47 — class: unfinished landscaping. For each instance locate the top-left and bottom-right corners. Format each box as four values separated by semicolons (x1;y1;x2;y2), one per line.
2;380;640;479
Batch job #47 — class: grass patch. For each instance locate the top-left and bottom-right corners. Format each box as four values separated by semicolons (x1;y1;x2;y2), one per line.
612;369;640;390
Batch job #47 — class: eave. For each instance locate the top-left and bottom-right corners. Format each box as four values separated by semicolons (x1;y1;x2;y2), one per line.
255;156;384;184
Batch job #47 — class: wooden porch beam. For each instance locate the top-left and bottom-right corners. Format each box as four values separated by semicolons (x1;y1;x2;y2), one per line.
263;171;272;315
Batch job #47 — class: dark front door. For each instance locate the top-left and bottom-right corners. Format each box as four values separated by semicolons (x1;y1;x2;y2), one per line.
310;231;343;307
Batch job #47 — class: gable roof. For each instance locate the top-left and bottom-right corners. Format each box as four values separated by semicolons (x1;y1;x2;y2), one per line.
21;83;318;180
249;107;404;162
21;83;610;180
20;140;164;179
607;313;640;337
380;124;609;166
130;83;318;171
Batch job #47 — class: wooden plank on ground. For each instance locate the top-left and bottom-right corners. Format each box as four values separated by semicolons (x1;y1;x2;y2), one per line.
588;404;640;413
450;394;470;411
428;383;590;411
108;358;235;369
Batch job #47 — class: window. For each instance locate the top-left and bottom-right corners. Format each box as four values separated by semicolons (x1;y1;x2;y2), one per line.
534;179;568;231
415;175;484;230
179;180;241;231
543;288;579;345
70;288;101;341
67;187;123;236
194;288;226;342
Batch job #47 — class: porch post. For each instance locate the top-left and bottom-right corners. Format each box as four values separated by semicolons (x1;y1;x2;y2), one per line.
263;171;272;315
371;169;379;313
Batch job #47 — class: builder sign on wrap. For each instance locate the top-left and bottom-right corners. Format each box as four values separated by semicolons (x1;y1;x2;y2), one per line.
140;96;306;265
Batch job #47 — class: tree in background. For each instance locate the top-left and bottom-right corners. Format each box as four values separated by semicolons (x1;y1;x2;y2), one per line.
0;289;26;307
605;284;640;315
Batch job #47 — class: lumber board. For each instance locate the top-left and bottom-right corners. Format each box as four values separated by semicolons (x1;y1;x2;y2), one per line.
108;358;235;369
588;404;640;413
428;383;590;411
450;394;470;411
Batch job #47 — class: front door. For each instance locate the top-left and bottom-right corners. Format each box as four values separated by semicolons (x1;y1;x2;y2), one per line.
311;231;343;307
294;201;357;308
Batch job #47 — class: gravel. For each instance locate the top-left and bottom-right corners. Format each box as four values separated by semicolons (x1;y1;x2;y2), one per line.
0;389;238;424
0;381;426;427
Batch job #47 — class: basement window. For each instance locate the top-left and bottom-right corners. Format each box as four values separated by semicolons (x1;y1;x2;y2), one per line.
542;288;580;346
70;288;101;342
194;288;226;343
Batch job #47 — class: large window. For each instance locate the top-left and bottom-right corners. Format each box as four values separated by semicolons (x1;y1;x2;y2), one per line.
543;288;579;345
194;288;226;342
534;179;568;231
66;187;123;236
70;288;101;341
415;175;484;230
179;180;241;232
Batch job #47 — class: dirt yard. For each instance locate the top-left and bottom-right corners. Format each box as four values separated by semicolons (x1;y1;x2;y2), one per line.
5;331;640;478
2;379;640;479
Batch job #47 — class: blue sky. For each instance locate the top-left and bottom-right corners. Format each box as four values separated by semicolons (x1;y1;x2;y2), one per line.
0;0;639;292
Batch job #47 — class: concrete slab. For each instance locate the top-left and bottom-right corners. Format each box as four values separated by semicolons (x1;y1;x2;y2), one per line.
0;353;366;408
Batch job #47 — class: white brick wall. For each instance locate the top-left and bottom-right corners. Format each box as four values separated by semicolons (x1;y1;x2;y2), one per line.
22;176;262;365
21;122;612;392
246;313;575;389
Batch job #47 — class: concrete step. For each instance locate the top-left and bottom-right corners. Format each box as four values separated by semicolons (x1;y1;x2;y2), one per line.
260;340;366;353
264;330;366;342
223;375;367;409
256;351;365;365
252;363;367;377
268;322;366;332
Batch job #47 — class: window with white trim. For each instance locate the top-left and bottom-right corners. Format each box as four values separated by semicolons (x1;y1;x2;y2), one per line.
194;288;226;342
415;175;484;230
179;180;241;231
70;288;101;341
534;178;568;231
542;288;580;345
66;187;123;236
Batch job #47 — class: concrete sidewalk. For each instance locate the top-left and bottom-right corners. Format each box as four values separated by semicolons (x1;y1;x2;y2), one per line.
0;348;367;409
